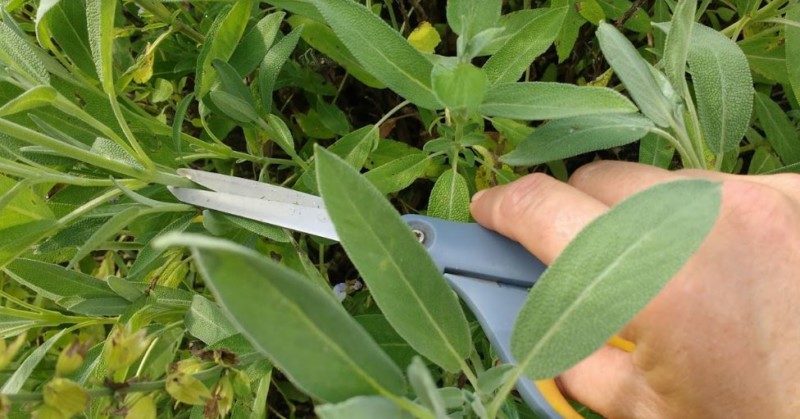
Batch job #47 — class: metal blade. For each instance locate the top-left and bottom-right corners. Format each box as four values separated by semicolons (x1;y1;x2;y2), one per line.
176;168;324;208
168;186;339;241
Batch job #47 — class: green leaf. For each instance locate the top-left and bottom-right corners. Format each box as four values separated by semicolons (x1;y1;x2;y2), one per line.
307;0;441;109
355;314;416;369
408;357;447;417
0;86;57;117
67;206;146;268
446;0;502;38
205;210;290;242
316;147;471;372
662;0;696;91
1;328;69;393
553;0;584;63
687;24;753;155
0;21;49;85
36;0;96;78
786;4;800;103
483;7;567;85
210;91;261;124
753;92;800;164
317;396;413;419
228;11;285;76
364;153;430;194
0;175;54;230
156;233;406;402
511;179;721;379
739;36;788;85
85;0;116;95
501;114;654;166
638;132;675;168
287;15;385;89
212;59;256;109
265;114;299;158
4;259;122;305
185;295;238;346
259;27;302;114
301;125;380;192
748;147;782;174
432;62;487;111
596;21;674;127
480;82;637;120
427;169;470;222
195;0;252;99
0;220;58;269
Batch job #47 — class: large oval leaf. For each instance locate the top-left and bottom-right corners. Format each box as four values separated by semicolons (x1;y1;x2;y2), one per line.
688;23;753;155
511;179;721;379
596;21;675;127
315;147;472;372
501;113;654;166
480;82;637;120
156;233;406;402
483;7;567;85
308;0;440;109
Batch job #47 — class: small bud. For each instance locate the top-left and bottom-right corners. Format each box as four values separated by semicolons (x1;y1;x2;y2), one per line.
42;378;88;418
103;325;152;375
166;360;211;406
124;394;156;419
56;340;88;377
0;333;26;370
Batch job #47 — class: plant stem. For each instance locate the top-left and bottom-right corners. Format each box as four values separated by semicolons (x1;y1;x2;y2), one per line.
133;0;205;44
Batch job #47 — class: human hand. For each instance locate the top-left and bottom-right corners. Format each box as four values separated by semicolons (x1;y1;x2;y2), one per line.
470;161;800;418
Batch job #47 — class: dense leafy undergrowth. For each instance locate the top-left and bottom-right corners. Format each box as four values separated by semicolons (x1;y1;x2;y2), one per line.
0;0;795;417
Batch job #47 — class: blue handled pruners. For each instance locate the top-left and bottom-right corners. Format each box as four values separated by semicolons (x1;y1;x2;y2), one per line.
168;169;579;418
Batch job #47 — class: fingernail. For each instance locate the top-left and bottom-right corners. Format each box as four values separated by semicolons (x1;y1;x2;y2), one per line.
471;189;486;203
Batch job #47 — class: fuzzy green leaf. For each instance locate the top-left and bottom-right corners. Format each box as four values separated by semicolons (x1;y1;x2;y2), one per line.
512;180;721;379
427;169;470;222
317;396;413;419
687;24;753;155
185;295;238;346
483;7;567;84
480;82;637;120
432;62;487;110
596;21;674;127
0;21;49;85
0;86;57;117
308;0;441;109
502;114;654;166
259;27;302;114
446;0;502;37
156;233;406;402
364;153;430;194
85;0;115;94
195;0;252;99
662;0;696;91
316;147;472;372
287;15;384;89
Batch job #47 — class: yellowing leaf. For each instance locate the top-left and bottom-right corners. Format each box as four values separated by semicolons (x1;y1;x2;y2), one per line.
407;22;441;53
132;44;155;84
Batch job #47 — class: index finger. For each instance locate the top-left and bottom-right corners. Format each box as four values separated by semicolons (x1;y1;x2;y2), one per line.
469;173;608;265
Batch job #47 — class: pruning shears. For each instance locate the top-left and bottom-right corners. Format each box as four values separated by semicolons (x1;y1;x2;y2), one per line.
168;169;580;418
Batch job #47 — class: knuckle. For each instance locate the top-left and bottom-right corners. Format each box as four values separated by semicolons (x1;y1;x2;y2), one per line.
771;172;800;191
568;160;613;187
720;180;797;236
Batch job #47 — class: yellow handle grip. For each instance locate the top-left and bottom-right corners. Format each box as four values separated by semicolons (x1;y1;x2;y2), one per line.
535;335;636;418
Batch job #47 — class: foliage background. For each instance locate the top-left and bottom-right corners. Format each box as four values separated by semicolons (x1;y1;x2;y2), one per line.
0;0;795;417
